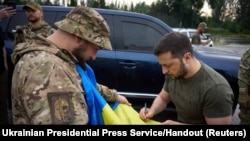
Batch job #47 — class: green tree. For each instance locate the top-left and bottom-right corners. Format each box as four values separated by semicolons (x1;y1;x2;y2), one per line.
80;0;85;6
129;2;134;12
208;0;250;33
208;0;224;25
92;0;100;8
133;2;150;14
149;0;204;27
236;0;250;33
100;0;106;8
68;0;77;6
86;0;92;7
43;0;52;5
14;0;28;5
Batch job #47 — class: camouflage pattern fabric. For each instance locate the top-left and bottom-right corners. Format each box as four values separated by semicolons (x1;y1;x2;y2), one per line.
11;34;117;124
14;21;55;46
97;84;118;102
23;1;43;11
238;48;250;124
54;6;112;50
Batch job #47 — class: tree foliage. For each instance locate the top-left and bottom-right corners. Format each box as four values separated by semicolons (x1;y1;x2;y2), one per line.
1;0;249;34
208;0;250;33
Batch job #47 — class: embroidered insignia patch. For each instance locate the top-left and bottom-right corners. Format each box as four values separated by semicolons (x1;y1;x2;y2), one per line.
48;93;74;124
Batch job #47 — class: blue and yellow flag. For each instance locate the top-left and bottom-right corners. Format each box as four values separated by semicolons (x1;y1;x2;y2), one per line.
76;64;159;125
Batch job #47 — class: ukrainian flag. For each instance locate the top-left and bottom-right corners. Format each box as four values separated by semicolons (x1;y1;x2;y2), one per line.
76;64;159;125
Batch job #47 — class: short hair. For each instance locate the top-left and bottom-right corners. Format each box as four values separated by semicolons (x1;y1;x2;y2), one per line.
198;22;208;29
153;32;193;59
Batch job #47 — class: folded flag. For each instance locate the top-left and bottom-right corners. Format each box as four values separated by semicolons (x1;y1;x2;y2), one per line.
76;64;159;125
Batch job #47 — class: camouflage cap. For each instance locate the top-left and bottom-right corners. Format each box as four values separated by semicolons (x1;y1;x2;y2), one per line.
198;22;208;29
23;2;42;11
54;6;112;50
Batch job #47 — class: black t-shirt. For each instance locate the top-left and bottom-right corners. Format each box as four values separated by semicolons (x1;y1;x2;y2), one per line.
0;27;5;72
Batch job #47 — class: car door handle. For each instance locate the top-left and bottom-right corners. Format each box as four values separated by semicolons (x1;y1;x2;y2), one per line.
119;61;136;69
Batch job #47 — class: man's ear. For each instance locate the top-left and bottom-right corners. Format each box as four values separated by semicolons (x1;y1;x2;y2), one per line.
183;52;192;63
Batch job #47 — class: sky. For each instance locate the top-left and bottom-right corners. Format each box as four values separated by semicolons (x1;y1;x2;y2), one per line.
200;1;212;17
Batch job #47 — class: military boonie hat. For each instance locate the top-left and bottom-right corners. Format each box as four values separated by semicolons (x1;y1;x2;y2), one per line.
54;6;112;50
23;2;42;11
198;22;208;29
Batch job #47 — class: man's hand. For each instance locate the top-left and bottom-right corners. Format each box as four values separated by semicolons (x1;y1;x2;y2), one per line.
0;7;16;21
116;95;131;106
139;106;154;121
202;39;211;46
206;39;211;44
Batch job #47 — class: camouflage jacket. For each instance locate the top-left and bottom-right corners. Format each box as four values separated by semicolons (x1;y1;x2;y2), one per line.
11;35;118;125
238;48;250;96
14;20;55;46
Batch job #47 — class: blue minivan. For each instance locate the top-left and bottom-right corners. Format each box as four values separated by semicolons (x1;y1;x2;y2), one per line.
0;5;241;121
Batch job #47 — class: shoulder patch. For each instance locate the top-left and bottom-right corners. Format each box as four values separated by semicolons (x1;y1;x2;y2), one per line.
48;93;74;124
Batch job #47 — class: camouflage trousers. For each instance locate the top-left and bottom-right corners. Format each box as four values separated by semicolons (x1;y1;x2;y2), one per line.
238;88;250;124
0;70;9;124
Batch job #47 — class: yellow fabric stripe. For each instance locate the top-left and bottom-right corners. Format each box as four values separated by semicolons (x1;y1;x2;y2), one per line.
102;103;160;125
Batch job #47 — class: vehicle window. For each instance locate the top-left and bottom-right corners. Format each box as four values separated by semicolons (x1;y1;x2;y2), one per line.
100;14;114;49
8;12;27;33
8;11;56;32
43;11;57;28
122;22;162;53
54;11;69;28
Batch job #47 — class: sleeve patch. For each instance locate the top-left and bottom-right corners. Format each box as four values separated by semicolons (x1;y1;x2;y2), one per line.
48;93;74;124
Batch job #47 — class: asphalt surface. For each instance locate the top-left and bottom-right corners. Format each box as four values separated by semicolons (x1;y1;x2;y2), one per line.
215;43;250;55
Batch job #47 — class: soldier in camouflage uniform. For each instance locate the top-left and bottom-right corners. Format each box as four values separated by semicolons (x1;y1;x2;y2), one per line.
8;2;55;114
238;48;250;124
14;1;55;46
11;6;130;125
191;22;211;46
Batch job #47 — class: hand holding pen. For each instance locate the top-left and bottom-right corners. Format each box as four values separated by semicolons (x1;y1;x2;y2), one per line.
139;102;153;121
139;102;149;121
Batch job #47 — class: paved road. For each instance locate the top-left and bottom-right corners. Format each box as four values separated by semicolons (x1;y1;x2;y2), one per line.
215;43;250;55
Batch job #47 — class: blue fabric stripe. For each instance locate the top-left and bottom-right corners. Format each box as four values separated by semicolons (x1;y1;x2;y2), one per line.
110;101;119;110
76;64;107;125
